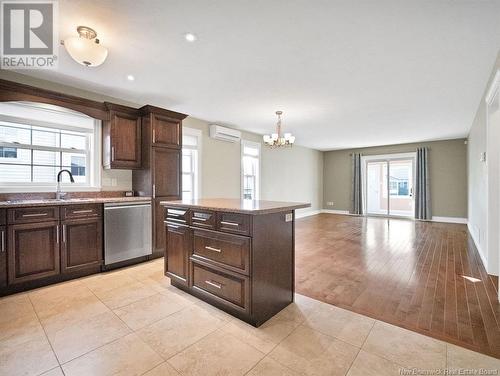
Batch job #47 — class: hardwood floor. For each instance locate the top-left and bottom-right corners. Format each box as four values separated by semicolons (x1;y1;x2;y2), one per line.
295;213;500;358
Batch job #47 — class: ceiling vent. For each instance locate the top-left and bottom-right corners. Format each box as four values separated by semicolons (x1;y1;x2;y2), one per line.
209;124;241;143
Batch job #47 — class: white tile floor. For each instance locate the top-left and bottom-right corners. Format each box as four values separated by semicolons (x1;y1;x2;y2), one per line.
0;258;498;376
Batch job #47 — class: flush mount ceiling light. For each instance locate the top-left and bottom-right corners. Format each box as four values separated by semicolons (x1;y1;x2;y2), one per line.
126;74;135;81
184;33;197;42
63;26;108;67
263;111;295;147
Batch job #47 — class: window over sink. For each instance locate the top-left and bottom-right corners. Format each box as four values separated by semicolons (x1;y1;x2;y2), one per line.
0;102;101;191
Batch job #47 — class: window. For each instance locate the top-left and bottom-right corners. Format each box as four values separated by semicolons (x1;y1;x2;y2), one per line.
241;140;260;200
0;102;100;190
182;128;201;200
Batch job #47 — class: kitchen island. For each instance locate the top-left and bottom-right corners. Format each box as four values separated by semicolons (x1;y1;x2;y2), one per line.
161;198;310;326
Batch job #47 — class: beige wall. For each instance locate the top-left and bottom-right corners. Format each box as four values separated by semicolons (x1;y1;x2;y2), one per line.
467;52;500;274
323;139;468;218
183;117;324;215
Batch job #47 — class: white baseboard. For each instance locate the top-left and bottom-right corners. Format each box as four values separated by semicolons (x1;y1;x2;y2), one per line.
467;222;488;272
318;211;468;224
431;216;468;224
321;209;352;215
295;209;322;219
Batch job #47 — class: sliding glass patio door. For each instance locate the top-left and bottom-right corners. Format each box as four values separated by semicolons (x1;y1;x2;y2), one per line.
365;154;415;217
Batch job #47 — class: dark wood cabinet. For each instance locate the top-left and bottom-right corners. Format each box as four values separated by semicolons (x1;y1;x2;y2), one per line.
132;106;187;258
7;221;60;285
153;148;181;198
61;217;103;274
163;204;297;327
0;226;6;288
0;204;103;294
103;104;142;169
153;198;166;255
165;222;190;286
151;113;182;148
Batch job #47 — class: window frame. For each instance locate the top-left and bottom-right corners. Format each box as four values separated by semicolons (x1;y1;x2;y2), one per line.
240;139;261;200
0;107;102;193
182;127;202;200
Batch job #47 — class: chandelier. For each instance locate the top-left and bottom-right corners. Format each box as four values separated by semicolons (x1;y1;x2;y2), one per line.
263;111;295;147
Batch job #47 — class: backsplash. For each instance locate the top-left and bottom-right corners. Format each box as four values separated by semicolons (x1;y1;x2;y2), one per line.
0;191;128;202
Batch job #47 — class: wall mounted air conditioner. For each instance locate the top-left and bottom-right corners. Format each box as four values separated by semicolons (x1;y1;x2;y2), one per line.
209;124;241;143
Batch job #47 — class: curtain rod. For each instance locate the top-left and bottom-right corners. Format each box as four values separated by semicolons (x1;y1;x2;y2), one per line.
348;148;430;156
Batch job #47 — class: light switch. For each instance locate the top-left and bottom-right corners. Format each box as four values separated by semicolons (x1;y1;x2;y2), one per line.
285;213;293;222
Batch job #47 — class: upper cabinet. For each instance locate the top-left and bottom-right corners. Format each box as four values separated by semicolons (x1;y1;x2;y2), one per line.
102;103;142;169
141;105;184;149
152;114;182;148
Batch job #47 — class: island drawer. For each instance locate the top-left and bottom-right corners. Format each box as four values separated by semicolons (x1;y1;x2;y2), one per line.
216;212;250;236
8;206;59;224
190;210;216;230
61;204;102;220
191;229;250;275
165;207;189;225
192;262;249;310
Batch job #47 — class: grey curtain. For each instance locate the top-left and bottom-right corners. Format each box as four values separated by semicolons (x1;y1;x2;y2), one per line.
350;153;363;215
415;147;431;220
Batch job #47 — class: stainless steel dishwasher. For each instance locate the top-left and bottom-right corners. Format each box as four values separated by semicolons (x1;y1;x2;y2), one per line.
104;201;152;267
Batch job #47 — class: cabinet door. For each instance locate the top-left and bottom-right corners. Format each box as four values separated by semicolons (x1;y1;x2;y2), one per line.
153;147;181;198
165;222;190;286
152;114;181;148
61;218;103;274
0;226;6;287
8;221;60;284
110;111;142;169
153;198;166;256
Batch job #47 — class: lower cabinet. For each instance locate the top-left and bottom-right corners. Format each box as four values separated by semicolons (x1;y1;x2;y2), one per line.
165;222;190;286
0;226;6;287
2;204;103;291
7;221;60;285
61;217;103;273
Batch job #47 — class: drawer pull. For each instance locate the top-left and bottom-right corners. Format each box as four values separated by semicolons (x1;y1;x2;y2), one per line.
72;209;94;214
205;246;221;253
22;213;48;218
168;209;186;216
166;217;185;223
165;223;181;229
220;221;239;227
205;280;222;289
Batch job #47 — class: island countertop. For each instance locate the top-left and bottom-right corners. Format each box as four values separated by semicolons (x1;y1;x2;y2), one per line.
160;198;310;215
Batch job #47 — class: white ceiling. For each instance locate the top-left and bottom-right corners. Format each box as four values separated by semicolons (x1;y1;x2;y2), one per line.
17;0;500;150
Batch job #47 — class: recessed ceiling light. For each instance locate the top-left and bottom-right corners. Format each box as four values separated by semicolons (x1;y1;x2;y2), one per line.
126;75;135;81
184;33;197;42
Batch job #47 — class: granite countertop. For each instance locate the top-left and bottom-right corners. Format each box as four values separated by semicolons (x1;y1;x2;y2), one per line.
160;198;310;215
0;196;152;208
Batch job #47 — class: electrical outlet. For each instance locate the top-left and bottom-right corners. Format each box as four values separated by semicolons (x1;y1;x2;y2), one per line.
327;201;334;206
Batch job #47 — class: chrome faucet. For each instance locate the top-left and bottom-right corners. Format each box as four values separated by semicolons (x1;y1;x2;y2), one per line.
56;169;75;200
